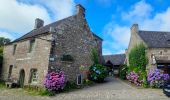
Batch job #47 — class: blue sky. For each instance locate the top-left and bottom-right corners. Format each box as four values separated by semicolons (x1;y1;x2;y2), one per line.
0;0;170;55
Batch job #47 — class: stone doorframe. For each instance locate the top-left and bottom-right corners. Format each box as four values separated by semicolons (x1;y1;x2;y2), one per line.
19;69;25;88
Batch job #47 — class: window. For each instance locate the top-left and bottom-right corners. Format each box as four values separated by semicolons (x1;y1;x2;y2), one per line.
13;44;17;55
61;54;74;62
30;69;38;84
8;65;13;79
29;39;35;53
76;74;82;85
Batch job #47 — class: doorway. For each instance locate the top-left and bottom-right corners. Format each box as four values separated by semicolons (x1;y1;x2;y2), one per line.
19;69;25;88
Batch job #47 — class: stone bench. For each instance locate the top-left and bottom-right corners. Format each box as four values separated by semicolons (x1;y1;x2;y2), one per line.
5;82;13;88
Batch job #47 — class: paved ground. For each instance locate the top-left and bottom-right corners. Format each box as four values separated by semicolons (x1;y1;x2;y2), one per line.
0;77;169;100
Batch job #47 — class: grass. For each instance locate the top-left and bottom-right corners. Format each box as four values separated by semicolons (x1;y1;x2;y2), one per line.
23;85;56;96
7;80;96;96
0;80;5;88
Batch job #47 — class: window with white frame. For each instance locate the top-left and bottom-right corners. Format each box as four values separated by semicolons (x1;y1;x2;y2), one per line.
30;69;38;84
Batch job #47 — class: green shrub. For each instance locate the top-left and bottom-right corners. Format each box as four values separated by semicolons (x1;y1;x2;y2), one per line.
119;65;128;80
129;43;148;72
24;86;55;96
88;64;108;82
128;43;148;87
39;89;55;96
0;46;3;68
63;81;77;92
83;79;95;86
0;80;5;88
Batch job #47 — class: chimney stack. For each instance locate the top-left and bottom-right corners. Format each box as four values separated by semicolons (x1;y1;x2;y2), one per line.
76;4;85;18
34;18;44;29
130;24;139;34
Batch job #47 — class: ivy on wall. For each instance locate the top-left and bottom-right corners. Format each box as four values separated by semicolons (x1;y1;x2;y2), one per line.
129;43;148;72
90;48;99;64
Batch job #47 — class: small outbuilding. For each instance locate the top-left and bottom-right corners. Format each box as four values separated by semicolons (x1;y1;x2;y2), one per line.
103;54;126;76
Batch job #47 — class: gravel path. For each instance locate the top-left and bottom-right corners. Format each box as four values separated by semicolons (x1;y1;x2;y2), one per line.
0;77;169;100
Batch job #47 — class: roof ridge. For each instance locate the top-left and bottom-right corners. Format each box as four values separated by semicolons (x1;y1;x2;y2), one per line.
139;30;170;33
103;54;125;56
12;15;76;43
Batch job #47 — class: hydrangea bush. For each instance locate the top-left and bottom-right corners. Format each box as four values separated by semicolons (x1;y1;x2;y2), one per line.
88;64;108;82
147;69;169;88
44;71;66;91
126;71;143;86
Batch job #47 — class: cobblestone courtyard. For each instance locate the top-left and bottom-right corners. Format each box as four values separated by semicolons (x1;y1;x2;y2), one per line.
0;77;169;100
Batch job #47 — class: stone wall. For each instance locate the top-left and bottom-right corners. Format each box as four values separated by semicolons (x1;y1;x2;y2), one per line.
127;24;170;73
2;5;103;86
48;15;102;82
146;48;170;71
2;34;52;86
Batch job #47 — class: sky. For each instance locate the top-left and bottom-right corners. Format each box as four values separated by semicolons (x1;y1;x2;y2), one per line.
0;0;170;55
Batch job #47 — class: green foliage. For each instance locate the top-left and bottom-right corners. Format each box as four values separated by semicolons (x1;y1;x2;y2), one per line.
0;80;5;88
91;48;99;64
24;86;55;96
83;79;95;86
129;43;148;72
39;89;55;96
0;46;3;75
0;37;11;69
89;64;108;82
63;81;77;92
0;37;11;46
119;64;128;80
128;43;148;87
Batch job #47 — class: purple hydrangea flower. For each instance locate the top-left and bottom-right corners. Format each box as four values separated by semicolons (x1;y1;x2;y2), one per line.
44;71;66;91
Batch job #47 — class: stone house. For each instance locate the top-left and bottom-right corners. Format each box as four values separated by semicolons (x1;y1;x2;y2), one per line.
1;4;102;87
103;54;126;76
126;24;170;75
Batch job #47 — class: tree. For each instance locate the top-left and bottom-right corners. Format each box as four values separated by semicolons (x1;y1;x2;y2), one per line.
0;37;11;75
0;37;11;46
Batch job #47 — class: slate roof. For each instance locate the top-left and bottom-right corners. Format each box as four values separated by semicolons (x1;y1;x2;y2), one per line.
13;15;75;43
138;30;170;48
103;54;126;65
12;15;102;43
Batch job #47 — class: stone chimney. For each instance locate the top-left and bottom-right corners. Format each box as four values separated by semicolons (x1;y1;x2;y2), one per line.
76;4;85;18
34;18;44;29
130;24;139;34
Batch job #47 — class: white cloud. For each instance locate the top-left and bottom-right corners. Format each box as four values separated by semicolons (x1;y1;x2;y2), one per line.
141;7;170;31
103;0;170;55
103;23;130;54
102;48;113;55
44;0;75;20
0;0;51;34
0;31;15;40
0;0;75;39
122;0;153;22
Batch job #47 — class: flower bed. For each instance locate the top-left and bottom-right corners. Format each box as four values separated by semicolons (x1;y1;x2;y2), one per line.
44;71;66;91
88;64;108;82
147;69;169;88
126;71;143;86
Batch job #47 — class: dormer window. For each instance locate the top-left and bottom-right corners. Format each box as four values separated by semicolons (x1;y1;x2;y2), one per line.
29;39;35;53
